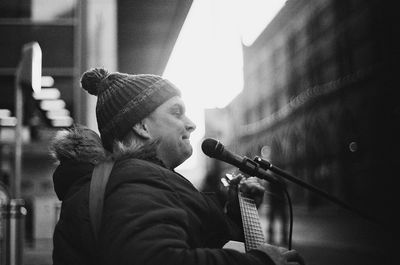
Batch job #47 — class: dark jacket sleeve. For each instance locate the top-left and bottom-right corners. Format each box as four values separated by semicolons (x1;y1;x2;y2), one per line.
99;161;273;265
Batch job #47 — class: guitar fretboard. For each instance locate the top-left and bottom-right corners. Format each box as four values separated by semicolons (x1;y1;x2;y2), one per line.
238;192;265;252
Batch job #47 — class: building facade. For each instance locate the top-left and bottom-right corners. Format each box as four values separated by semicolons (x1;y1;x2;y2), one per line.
204;0;397;225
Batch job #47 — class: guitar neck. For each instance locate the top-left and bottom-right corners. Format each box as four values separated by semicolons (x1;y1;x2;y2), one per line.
238;192;265;252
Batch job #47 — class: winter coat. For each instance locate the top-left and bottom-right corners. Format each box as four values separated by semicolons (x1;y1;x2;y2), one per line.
51;127;274;265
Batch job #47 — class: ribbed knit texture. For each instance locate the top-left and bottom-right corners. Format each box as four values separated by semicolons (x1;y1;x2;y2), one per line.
87;72;180;150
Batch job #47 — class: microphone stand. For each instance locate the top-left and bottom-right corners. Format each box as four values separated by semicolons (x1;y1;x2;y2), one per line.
253;156;381;226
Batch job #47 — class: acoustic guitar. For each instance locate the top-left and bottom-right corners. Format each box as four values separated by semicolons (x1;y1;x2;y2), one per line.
221;173;265;253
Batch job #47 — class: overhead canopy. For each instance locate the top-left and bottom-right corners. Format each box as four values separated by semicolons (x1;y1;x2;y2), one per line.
118;0;193;75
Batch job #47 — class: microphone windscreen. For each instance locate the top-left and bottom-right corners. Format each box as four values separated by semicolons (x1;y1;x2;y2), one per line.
201;138;220;158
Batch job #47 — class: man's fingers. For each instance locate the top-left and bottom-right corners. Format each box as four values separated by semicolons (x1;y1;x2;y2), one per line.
229;173;244;185
239;178;265;193
284;250;305;265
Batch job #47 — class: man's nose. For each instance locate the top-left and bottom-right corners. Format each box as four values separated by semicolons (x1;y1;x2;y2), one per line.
185;116;196;132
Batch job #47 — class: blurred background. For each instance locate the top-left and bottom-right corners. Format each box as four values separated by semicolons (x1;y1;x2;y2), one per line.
0;0;398;264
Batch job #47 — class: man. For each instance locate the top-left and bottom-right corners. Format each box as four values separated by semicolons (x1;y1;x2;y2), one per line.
51;68;304;265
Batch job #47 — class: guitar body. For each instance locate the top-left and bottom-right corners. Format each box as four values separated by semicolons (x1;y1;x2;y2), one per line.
223;240;245;253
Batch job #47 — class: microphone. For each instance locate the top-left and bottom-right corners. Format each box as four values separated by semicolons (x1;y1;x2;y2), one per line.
202;139;383;226
201;138;278;183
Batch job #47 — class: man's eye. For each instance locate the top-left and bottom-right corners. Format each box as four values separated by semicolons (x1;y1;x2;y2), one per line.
171;107;183;117
170;103;187;118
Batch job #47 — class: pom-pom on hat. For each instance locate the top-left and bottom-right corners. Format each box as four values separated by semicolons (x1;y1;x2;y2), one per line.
80;68;181;151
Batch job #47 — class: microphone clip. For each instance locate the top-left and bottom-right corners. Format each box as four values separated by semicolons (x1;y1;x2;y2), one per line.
239;157;261;176
253;156;272;170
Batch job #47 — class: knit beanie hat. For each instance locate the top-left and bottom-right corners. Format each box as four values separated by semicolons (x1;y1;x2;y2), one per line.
80;68;181;151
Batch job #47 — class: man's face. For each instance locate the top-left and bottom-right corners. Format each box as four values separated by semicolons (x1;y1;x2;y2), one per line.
143;96;196;169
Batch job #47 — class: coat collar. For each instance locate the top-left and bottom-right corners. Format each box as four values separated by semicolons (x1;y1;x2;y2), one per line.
50;125;167;200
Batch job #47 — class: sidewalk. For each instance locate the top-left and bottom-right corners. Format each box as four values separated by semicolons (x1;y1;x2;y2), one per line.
260;205;394;265
23;239;52;265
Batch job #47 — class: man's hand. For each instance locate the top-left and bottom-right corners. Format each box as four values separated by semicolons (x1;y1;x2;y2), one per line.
228;173;265;208
257;243;305;265
239;176;265;208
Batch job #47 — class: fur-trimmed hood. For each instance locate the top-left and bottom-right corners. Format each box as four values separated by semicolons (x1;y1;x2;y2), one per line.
50;125;163;200
49;125;106;200
50;125;107;165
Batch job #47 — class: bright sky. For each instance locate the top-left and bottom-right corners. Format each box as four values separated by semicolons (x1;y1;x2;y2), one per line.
163;0;285;187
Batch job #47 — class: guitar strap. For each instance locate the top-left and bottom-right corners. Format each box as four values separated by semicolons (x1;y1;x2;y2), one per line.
89;159;115;241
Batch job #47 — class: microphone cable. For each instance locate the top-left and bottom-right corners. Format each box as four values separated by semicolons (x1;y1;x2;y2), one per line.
265;180;293;250
254;156;293;250
282;186;293;250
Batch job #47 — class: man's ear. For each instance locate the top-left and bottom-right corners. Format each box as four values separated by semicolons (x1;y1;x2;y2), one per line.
132;121;151;139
